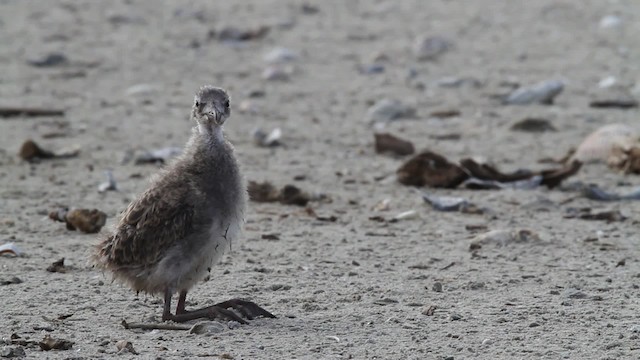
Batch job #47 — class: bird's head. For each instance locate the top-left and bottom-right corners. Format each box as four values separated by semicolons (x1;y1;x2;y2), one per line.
191;85;231;128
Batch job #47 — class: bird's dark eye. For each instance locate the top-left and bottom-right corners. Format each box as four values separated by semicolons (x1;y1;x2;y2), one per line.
224;100;229;108
195;101;200;107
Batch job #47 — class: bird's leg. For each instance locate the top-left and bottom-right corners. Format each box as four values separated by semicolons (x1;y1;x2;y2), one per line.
176;290;187;314
162;289;173;321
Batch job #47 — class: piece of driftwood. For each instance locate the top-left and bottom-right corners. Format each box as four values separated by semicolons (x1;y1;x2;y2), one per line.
0;107;65;118
121;320;191;331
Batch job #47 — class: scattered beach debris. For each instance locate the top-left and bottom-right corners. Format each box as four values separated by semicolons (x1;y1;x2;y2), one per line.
46;258;68;273
280;185;311;206
470;229;541;250
510;118;556;132
125;83;157;97
565;208;626;222
0;345;26;358
212;25;270;42
134;147;182;165
608;143;640;174
264;47;299;64
238;99;260;114
367;98;416;124
397;151;468;188
413;35;452;61
436;76;483;88
429;109;461;119
247;181;280;203
189;321;225;335
262;65;293;81
48;208;107;233
252;128;282;147
581;184;640;201
0;107;64;118
503;79;564;105
589;87;638;109
372;198;391;212
27;52;68;67
461;158;581;189
422;305;437;316
121;320;190;331
570;124;638;163
19;139;54;161
0;277;22;286
463;176;542;190
39;335;73;351
358;63;385;75
598;76;617;88
0;243;21;257
374;133;415;156
115;340;139;355
599;15;622;29
98;170;118;193
247;181;310;206
391;210;418;222
18;139;80;162
422;193;479;213
397;150;580;189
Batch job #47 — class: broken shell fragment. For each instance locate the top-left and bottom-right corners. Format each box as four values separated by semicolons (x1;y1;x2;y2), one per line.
470;229;541;249
134;147;182;165
0;243;21;257
503;80;564;105
49;208;107;233
39;335;74;351
570;123;638;163
374;133;415;156
19;139;55;161
252;128;282;147
247;181;281;203
98;170;118;193
46;258;68;273
247;181;310;206
396;151;468;188
422;193;471;212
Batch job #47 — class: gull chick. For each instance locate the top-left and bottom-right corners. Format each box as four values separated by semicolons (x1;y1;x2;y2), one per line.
94;85;274;323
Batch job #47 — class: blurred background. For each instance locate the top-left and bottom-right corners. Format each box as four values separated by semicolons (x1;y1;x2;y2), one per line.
1;1;640;359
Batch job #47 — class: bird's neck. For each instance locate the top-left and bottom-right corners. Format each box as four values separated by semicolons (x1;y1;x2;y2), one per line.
196;123;225;144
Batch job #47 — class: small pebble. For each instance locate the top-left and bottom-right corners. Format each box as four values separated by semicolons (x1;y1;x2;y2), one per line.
449;313;462;321
503;79;564;105
228;321;241;330
27;52;68;67
262;66;291;81
263;47;298;64
115;340;138;355
599;15;622;29
189;321;225;335
432;282;443;292
1;277;23;286
358;63;385;74
564;288;587;299
98;170;118;193
413;35;452;61
0;345;26;358
366;98;415;123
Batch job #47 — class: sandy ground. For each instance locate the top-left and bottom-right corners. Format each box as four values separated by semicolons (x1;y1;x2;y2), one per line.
1;1;640;359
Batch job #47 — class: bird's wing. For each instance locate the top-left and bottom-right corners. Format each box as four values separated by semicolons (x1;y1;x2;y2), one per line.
98;186;197;268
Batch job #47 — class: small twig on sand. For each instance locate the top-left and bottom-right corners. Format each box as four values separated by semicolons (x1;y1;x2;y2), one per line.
0;107;65;118
121;320;191;331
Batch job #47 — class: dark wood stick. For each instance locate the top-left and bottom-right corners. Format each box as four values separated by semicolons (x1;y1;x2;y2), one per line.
0;107;65;118
121;320;191;331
